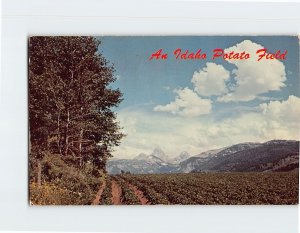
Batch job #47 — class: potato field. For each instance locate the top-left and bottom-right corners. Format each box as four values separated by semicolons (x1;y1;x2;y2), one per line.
97;172;298;205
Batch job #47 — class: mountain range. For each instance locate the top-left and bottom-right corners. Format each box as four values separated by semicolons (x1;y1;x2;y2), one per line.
106;140;299;174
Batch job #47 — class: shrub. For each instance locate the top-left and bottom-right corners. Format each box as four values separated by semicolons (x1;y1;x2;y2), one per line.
29;153;102;205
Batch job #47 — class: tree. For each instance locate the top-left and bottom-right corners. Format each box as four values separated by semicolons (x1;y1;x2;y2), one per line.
29;36;124;184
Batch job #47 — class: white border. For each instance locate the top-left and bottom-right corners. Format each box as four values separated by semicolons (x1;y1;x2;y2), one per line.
1;0;299;232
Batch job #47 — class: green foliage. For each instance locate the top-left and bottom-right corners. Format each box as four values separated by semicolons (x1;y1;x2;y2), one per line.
30;154;102;205
121;175;168;205
29;36;124;169
30;182;88;205
113;176;140;205
28;36;124;204
121;172;298;205
100;176;113;205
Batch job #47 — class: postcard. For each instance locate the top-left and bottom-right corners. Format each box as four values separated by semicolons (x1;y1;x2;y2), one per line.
29;36;299;205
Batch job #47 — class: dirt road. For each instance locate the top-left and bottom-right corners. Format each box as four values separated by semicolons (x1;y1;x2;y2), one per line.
111;180;122;205
91;180;106;205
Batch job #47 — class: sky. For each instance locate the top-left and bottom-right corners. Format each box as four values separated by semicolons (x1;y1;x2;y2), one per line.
97;36;300;159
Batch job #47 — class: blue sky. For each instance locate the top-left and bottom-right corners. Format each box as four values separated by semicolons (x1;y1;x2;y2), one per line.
97;36;300;158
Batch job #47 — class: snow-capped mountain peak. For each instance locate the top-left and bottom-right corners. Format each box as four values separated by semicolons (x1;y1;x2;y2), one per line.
171;151;191;163
151;147;169;162
134;153;164;163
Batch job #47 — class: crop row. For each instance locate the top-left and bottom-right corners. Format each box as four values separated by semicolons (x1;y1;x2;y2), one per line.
123;177;169;204
113;176;140;205
120;172;299;205
122;174;195;204
100;176;112;205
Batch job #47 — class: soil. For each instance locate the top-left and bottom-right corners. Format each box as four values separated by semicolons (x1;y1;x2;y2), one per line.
111;180;122;205
128;183;151;205
91;180;106;205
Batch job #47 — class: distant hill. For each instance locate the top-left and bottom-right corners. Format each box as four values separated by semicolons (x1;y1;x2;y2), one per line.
183;140;299;173
107;140;299;174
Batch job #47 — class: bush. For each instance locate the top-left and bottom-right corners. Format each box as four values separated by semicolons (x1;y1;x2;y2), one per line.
30;182;90;205
29;153;102;205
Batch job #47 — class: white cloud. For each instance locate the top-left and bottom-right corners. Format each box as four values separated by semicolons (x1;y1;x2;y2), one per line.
114;95;300;159
260;95;300;124
218;40;286;102
192;62;230;96
153;87;212;117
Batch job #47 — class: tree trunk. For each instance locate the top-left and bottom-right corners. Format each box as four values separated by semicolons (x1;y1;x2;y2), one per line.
78;128;83;167
37;159;42;186
63;109;70;155
57;111;62;155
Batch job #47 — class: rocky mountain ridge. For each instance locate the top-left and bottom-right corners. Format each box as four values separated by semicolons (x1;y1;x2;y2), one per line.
107;140;299;174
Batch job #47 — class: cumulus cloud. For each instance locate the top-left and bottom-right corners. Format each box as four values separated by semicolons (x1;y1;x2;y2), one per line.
114;95;300;159
260;95;300;124
153;87;212;117
218;39;286;102
192;62;230;96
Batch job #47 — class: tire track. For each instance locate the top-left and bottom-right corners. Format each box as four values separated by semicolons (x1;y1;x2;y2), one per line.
111;179;122;205
91;180;106;205
127;183;151;205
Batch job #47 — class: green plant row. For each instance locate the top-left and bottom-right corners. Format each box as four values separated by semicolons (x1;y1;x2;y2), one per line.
120;175;169;205
100;176;113;205
120;172;299;205
113;176;140;205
